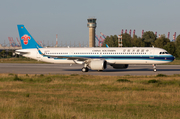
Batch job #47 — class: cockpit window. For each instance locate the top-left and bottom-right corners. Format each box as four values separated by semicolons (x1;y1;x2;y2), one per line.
159;52;169;54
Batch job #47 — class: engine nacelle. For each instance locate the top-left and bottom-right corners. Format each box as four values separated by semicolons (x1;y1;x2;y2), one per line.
110;64;129;69
89;60;107;70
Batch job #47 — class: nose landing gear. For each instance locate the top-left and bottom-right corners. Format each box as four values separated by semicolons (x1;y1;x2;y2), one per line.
153;64;157;72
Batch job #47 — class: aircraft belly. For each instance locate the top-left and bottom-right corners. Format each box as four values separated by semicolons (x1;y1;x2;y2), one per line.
108;60;171;65
42;58;75;64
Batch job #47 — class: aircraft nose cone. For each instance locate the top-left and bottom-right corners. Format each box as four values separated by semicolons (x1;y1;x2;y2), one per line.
167;55;175;62
171;55;175;61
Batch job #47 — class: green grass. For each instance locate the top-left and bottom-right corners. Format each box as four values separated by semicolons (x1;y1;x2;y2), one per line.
156;74;167;77
0;74;180;118
117;79;132;83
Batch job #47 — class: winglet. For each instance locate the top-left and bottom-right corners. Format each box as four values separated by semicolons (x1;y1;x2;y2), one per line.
106;44;109;48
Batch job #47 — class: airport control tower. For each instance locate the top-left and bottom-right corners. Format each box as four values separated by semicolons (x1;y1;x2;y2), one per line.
87;18;97;47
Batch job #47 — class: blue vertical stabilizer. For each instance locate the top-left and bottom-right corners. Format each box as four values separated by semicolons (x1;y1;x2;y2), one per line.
17;25;42;49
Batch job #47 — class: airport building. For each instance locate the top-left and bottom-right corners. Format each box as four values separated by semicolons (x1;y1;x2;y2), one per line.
87;18;97;47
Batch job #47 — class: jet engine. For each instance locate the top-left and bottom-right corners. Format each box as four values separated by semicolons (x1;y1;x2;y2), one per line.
89;60;107;70
110;64;129;69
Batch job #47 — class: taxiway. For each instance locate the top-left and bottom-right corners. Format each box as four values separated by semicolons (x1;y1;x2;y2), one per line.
0;63;179;76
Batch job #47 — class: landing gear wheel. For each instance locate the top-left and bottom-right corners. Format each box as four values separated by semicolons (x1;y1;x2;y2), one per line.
153;64;157;72
82;67;89;72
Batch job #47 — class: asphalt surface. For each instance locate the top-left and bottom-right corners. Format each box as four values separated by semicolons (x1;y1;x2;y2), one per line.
0;63;179;76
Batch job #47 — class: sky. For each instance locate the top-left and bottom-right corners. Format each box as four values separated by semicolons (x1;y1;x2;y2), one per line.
0;0;180;46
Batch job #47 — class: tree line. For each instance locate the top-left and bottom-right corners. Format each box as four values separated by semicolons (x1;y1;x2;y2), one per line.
102;31;180;59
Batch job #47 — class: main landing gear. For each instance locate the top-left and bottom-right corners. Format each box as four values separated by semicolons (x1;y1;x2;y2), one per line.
153;64;157;72
82;67;89;72
82;63;89;72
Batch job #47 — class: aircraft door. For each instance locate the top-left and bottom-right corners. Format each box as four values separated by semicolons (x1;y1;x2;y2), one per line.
36;51;41;61
149;49;154;59
70;51;74;57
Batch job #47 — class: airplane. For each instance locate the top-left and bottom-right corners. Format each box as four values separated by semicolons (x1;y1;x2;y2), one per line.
15;25;175;72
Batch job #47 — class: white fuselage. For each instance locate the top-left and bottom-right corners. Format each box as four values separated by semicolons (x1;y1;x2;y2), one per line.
16;47;175;65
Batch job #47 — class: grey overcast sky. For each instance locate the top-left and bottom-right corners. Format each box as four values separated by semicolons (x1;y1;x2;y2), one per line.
0;0;180;46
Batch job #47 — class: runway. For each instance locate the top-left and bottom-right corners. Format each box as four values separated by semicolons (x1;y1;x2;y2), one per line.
0;63;179;76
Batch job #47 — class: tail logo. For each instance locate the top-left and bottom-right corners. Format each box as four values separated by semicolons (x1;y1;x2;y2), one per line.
21;35;31;45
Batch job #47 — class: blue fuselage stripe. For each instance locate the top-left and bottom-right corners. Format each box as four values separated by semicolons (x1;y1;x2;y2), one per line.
45;54;175;61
